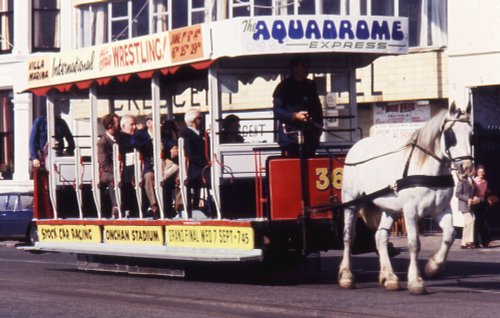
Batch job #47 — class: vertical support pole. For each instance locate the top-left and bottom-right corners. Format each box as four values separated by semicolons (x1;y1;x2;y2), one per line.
89;85;102;218
208;67;221;219
113;143;122;218
151;72;164;219
133;149;144;218
178;138;189;220
46;94;57;218
348;68;358;142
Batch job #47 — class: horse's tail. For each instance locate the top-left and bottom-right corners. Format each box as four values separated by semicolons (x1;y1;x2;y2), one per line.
359;201;382;230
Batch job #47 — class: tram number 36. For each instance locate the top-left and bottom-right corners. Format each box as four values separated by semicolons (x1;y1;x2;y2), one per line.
315;167;343;191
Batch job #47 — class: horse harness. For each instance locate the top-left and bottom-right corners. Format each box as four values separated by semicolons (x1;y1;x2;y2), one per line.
338;116;472;209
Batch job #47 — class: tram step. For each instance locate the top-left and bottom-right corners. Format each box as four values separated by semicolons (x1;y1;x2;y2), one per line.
22;242;264;262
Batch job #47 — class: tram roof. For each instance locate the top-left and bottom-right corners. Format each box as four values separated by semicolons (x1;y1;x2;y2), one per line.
23;15;408;96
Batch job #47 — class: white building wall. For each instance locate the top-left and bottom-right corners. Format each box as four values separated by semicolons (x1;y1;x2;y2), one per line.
448;0;500;106
0;0;31;191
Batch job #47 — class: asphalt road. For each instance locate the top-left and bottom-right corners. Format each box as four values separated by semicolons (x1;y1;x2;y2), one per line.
0;235;499;318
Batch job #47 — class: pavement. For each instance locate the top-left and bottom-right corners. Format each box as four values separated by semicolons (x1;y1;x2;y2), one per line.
391;233;500;255
0;240;21;248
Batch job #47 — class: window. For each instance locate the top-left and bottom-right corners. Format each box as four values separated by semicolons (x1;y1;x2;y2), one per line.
80;0;173;46
110;0;149;42
399;0;422;47
229;0;274;18
20;194;34;210
80;3;108;46
359;0;447;48
0;0;13;54
254;0;273;16
0;90;13;180
228;0;339;17
189;0;205;24
6;194;17;210
172;1;188;28
32;0;60;52
298;1;315;14
152;0;171;33
322;0;341;14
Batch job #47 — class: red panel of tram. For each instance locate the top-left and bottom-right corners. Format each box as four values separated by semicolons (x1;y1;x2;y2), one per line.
268;156;344;220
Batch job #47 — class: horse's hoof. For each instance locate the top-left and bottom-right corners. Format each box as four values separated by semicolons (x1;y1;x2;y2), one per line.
383;279;401;291
408;282;427;295
379;274;400;291
424;258;441;279
338;270;355;289
339;279;356;289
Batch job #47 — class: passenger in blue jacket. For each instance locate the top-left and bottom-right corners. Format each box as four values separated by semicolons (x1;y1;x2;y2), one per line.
273;54;323;157
29;115;75;169
131;117;159;219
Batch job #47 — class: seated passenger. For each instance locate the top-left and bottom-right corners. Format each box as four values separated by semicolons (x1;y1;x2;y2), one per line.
116;114;138;216
131;117;159;219
220;114;244;144
161;119;180;218
181;109;213;218
97;113;120;218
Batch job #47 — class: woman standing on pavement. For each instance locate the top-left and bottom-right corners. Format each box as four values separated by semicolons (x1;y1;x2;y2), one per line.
472;165;492;248
456;170;476;249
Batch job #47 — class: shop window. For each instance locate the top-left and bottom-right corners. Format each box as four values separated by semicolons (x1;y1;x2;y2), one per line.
32;0;60;52
0;0;13;54
0;91;13;180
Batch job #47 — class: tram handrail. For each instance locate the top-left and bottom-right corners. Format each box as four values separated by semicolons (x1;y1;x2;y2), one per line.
178;138;189;220
133;149;144;219
112;143;122;219
75;147;83;219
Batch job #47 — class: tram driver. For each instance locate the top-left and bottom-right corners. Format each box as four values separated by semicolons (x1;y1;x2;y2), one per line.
273;54;323;157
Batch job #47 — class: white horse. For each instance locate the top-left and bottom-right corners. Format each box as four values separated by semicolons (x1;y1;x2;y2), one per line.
338;103;473;295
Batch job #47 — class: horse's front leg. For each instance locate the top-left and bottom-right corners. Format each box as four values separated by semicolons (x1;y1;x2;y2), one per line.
338;206;358;289
425;206;455;279
376;212;400;291
404;208;427;295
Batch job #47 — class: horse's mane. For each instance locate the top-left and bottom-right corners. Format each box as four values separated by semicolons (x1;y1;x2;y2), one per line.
407;108;470;166
406;110;447;166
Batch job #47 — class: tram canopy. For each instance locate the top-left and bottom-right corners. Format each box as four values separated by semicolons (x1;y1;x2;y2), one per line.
23;15;408;96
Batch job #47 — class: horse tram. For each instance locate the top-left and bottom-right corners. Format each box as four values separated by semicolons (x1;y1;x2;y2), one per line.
20;12;414;282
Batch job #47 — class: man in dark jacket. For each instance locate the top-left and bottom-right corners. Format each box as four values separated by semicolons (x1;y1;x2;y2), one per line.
181;109;209;217
97;113;120;218
116;114;138;216
29;116;75;169
273;54;323;157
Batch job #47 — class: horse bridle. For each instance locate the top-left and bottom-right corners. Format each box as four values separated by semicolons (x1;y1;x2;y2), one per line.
440;117;474;165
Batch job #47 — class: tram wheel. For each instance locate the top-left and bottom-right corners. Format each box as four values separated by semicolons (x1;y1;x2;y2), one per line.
26;224;39;246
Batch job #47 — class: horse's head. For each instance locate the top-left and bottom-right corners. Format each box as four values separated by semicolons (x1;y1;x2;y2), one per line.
440;102;474;175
